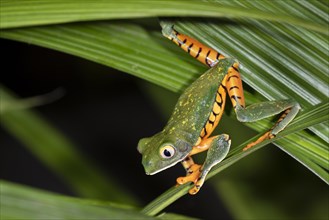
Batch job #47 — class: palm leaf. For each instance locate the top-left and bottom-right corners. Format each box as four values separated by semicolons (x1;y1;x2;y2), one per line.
0;0;326;34
0;180;196;220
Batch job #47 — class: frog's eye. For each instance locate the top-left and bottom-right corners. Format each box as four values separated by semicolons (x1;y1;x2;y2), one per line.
160;145;175;159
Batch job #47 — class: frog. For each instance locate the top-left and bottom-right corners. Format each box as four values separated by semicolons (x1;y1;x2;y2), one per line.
137;22;300;195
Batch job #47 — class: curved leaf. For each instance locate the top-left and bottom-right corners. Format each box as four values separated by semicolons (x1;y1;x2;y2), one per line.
0;0;326;35
1;180;198;219
0;180;148;219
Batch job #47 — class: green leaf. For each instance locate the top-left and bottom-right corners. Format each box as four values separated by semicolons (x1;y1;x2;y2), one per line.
0;86;139;205
0;0;326;35
1;180;197;220
0;180;147;219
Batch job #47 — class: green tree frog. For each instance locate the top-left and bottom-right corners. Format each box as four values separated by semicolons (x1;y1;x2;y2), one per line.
137;23;300;195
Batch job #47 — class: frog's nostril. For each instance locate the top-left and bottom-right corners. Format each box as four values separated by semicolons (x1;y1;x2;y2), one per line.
143;160;154;175
142;159;151;167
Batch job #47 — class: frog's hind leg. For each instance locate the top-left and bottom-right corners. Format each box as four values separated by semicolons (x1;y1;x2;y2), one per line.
240;100;300;150
178;134;231;195
160;22;225;67
225;64;300;150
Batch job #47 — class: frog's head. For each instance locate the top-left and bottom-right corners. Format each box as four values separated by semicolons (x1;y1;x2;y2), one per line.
137;132;192;175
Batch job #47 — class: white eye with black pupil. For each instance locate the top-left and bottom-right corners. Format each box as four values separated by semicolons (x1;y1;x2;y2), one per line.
160;145;175;159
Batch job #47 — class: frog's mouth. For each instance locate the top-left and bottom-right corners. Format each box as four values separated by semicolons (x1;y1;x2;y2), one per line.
145;158;185;175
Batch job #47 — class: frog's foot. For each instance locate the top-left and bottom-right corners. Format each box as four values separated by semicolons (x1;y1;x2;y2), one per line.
159;21;176;40
243;131;275;151
177;164;205;194
177;165;213;195
189;174;207;195
176;164;201;185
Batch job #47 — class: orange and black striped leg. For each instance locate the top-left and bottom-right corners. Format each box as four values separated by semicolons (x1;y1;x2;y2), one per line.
224;63;300;150
180;156;196;174
178;156;202;187
243;101;300;150
224;62;246;109
189;136;222;156
160;21;225;67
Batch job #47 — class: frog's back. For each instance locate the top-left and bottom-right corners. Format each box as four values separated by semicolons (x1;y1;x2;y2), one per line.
164;59;234;145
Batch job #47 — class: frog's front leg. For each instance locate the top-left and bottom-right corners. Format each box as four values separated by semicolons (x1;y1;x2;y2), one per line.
177;134;231;195
178;156;202;186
